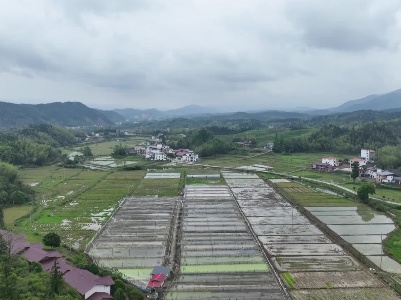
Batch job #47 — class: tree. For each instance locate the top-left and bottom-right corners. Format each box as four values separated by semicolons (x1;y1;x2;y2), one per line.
50;260;63;295
82;146;93;157
357;182;375;203
42;232;61;248
351;161;359;183
112;144;127;158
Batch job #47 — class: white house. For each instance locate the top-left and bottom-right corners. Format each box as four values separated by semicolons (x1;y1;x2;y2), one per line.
321;157;337;167
349;158;366;167
154;152;167;161
377;171;394;183
181;152;199;162
361;149;375;162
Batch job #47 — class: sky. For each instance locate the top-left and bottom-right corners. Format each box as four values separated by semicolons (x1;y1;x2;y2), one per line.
1;0;401;112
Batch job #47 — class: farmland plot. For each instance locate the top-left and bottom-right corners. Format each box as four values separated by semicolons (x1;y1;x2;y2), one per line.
87;196;179;286
168;184;287;300
306;205;401;273
224;172;400;299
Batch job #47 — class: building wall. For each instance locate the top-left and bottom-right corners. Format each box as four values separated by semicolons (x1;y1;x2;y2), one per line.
85;285;110;299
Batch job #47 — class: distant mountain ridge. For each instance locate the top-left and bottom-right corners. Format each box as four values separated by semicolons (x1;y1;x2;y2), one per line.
0;101;115;128
320;88;401;114
113;104;218;119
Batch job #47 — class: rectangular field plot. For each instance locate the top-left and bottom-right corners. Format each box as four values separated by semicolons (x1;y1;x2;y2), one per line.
144;172;181;179
291;288;400;300
172;184;286;298
248;216;310;225
168;272;285;300
367;256;401;273
242;206;301;217
87;196;179;285
288;271;384;289
237;199;291;207
230;187;282;200
328;224;396;235
259;235;331;244
252;224;322;236
342;234;387;244
222;172;260;179
316;214;393;225
265;243;345;256
352;243;384;256
273;256;360;272
181;263;269;274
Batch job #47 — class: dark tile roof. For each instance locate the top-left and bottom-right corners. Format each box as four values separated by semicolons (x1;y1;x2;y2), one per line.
151;266;170;275
1;230;114;298
63;268;114;295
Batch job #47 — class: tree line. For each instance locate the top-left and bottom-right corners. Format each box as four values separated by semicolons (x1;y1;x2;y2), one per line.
273;121;401;169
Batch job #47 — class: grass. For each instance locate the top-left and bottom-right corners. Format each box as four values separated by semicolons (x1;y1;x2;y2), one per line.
71;136;149;156
275;181;358;207
118;268;153;280
342;182;401;204
15;167;147;249
281;272;296;288
181;263;268;274
185;177;225;185
3;205;33;227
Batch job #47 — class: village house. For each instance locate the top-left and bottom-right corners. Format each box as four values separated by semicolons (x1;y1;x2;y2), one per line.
376;171;395;183
349;158;366;167
174;149;199;162
321;157;338;167
264;141;274;150
0;231;114;300
312;162;334;172
361;149;376;162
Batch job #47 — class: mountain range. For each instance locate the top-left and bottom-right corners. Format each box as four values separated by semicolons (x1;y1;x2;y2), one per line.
1;88;401;128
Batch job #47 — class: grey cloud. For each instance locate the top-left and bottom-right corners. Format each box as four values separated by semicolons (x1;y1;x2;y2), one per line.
285;0;401;51
0;41;56;75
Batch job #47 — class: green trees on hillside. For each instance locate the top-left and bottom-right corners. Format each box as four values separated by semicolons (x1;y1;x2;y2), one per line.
0;162;34;208
0;124;78;166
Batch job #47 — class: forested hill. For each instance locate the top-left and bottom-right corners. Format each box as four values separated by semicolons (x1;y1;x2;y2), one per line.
0;101;116;128
0;124;79;166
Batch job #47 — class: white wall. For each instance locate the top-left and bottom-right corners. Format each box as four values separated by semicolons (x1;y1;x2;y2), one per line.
85;285;110;299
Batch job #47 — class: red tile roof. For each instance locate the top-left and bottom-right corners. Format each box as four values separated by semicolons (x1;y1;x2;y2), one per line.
147;273;167;288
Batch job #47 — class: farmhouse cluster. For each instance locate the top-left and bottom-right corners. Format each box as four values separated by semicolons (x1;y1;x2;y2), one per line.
0;230;114;300
126;144;199;162
312;149;401;184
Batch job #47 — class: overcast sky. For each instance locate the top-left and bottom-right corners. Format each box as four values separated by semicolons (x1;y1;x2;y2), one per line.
1;0;401;111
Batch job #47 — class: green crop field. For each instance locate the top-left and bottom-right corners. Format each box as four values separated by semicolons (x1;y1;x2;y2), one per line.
3;205;33;227
181;263;268;274
15;167;147;247
342;182;401;204
73;136;149;156
275;181;359;207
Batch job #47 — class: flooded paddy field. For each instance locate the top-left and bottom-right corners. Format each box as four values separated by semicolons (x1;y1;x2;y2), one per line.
273;256;361;272
87;196;178;286
306;205;401;273
170;184;287;299
225;172;400;299
291;288;400;300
